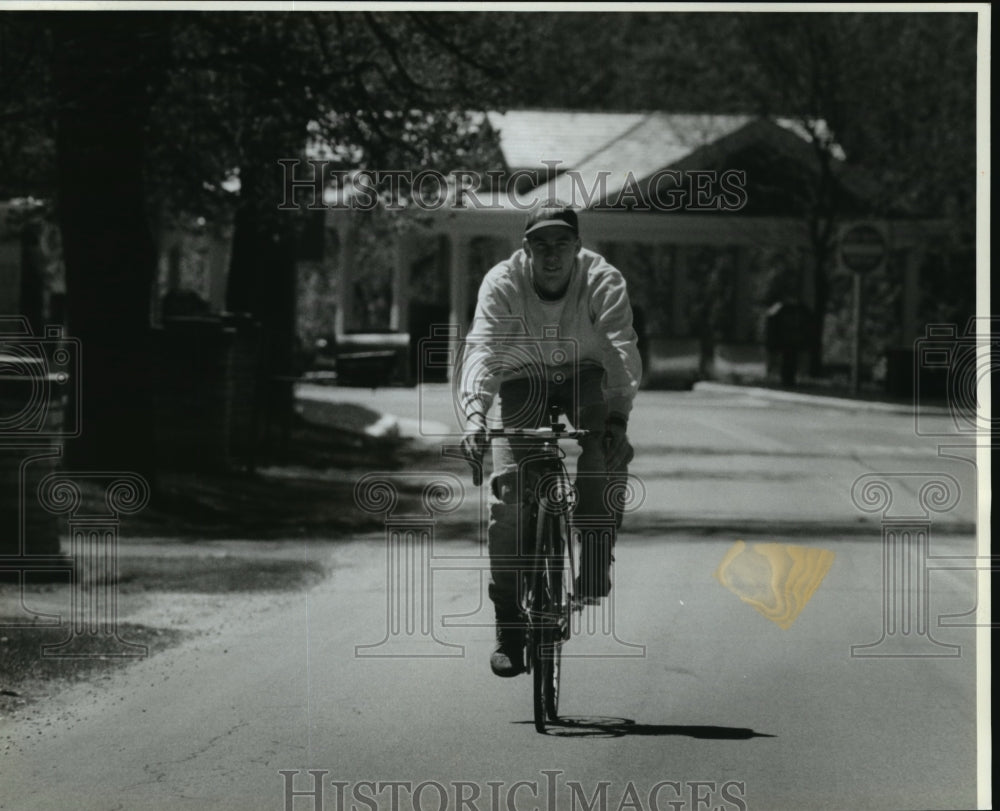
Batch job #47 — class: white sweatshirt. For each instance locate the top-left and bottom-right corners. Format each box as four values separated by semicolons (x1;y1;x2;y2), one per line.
459;247;642;420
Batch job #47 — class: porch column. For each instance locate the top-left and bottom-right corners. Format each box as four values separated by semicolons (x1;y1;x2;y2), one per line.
207;223;233;313
391;229;411;334
448;233;470;336
799;246;816;310
446;234;471;383
672;245;688;336
901;245;923;347
335;215;356;336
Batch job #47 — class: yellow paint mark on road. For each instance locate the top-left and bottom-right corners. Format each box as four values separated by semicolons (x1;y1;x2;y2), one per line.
714;541;834;629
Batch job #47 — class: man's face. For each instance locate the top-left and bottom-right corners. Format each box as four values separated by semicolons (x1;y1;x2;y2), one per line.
523;226;581;298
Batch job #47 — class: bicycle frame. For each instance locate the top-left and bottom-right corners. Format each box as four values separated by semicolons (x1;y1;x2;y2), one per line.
481;412;590;732
524;443;576;634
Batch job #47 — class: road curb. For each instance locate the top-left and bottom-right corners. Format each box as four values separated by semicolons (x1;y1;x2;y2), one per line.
692;381;954;416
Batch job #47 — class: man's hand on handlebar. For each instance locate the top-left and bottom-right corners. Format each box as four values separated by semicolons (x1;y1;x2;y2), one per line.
603;413;634;470
461;412;488;485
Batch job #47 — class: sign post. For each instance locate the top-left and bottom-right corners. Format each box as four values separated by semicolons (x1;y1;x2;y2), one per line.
839;223;888;394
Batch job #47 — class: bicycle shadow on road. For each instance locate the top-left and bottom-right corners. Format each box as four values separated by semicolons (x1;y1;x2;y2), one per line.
518;717;776;739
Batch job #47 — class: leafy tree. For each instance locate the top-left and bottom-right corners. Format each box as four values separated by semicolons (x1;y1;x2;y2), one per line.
502;11;978;374
736;12;977;371
0;13;54;200
149;12;518;449
2;10;519;473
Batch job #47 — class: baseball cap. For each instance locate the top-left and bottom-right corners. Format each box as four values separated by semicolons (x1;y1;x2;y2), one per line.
524;201;578;237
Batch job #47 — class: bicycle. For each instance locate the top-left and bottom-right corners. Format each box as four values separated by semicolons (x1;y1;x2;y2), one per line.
470;406;591;734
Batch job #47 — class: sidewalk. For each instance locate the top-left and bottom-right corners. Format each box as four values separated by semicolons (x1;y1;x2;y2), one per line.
297;378;957;422
693;380;956;416
294;381;457;443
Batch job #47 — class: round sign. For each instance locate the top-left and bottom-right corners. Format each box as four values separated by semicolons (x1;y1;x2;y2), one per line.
840;224;887;273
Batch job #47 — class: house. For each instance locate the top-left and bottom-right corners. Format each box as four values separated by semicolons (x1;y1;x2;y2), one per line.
326;110;944;386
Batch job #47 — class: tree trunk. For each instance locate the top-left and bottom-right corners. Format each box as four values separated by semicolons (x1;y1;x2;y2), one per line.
226;163;299;456
806;140;839;380
18;219;46;331
51;14;168;477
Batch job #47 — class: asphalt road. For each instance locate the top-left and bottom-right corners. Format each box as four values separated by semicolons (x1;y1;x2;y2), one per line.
0;386;987;811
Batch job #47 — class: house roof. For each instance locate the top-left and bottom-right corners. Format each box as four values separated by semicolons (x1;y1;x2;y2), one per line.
481;109;859;211
524;112;755;206
313;109;865;214
485;110;646;171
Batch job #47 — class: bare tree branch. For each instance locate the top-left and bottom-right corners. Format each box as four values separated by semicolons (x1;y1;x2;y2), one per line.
405;12;512;88
363;12;435;102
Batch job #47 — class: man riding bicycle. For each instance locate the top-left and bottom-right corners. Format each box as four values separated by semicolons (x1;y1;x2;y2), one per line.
459;200;641;677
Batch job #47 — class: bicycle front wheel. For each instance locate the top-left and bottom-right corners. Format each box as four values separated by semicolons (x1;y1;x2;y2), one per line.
532;623;560;731
530;510;567;732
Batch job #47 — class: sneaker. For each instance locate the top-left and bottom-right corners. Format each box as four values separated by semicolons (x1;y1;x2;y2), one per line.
576;533;613;601
575;556;613;601
489;626;525;677
574;572;611;602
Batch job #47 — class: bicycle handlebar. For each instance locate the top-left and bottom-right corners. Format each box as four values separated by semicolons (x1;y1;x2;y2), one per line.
484;427;592;440
463;406;597;486
468;427;593;486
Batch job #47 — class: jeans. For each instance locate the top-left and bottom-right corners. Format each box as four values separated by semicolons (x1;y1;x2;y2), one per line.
486;365;626;612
